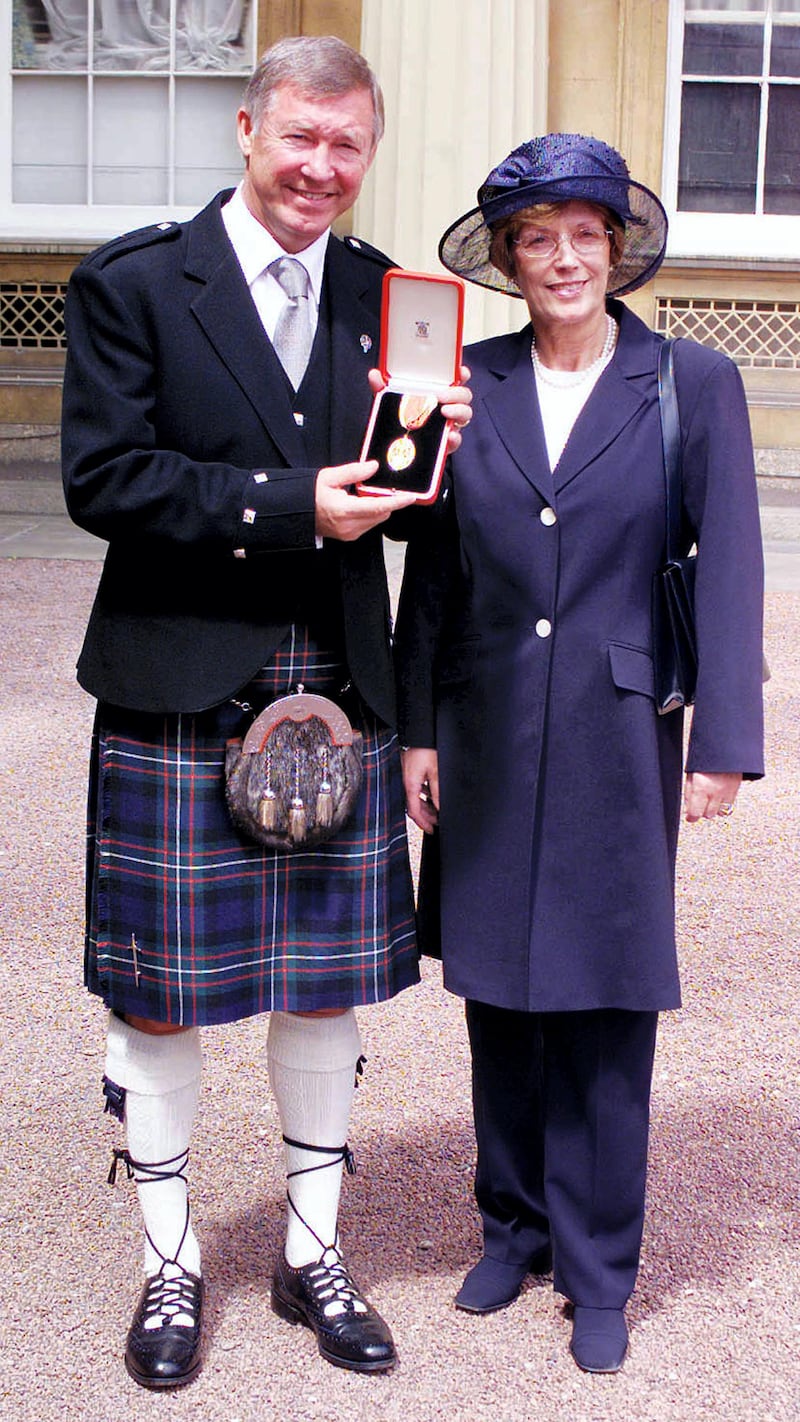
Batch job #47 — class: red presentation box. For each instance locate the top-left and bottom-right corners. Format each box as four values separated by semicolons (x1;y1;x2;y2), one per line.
358;268;465;504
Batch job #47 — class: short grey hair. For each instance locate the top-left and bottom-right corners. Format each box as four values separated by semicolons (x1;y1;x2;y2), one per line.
242;35;385;147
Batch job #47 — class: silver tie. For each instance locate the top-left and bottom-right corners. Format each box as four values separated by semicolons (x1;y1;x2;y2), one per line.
269;257;312;390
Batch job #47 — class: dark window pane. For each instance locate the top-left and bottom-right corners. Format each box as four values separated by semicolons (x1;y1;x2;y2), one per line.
683;22;764;76
771;24;800;77
678;82;759;211
765;85;800;212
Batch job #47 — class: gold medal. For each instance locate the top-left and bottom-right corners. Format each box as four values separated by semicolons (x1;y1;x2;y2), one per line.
382;391;437;476
387;434;416;471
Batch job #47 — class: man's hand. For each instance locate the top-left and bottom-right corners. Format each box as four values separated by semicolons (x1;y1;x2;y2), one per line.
315;461;417;541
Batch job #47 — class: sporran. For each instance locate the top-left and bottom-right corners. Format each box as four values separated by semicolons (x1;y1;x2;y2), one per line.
225;689;363;850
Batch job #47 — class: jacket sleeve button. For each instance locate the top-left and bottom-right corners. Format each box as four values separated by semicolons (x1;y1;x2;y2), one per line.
535;618;552;638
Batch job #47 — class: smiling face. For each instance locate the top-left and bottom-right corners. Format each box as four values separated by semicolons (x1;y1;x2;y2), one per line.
507;200;614;336
237;83;378;252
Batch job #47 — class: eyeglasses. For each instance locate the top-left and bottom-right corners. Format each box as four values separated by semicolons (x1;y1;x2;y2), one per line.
513;227;613;260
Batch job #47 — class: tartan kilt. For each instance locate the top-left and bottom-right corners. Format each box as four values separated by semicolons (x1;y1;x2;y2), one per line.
83;629;419;1025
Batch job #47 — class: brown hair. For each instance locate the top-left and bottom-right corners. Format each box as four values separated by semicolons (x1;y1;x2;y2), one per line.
243;35;384;146
489;202;626;284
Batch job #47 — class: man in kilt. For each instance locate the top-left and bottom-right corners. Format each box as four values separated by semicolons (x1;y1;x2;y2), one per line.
61;34;470;1389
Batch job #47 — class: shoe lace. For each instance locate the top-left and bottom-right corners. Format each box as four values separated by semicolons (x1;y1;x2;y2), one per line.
280;1134;367;1317
141;1264;199;1331
307;1248;368;1319
282;1133;356;1258
108;1147;196;1327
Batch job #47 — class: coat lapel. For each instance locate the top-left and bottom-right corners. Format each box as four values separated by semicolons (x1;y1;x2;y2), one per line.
324;238;384;465
474;305;660;503
184;195;307;467
479;327;555;504
551;303;657;493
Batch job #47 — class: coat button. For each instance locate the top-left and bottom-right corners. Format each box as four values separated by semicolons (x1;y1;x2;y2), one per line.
535;619;552;638
540;506;557;526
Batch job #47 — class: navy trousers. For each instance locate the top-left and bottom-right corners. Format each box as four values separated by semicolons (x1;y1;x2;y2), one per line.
465;1001;658;1309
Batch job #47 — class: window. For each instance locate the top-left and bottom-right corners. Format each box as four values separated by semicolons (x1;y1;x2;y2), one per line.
5;1;256;238
664;1;800;257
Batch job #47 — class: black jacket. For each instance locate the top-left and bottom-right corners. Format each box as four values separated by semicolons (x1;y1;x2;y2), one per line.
62;192;399;721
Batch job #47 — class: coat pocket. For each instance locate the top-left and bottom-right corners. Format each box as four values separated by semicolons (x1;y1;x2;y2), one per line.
608;641;655;700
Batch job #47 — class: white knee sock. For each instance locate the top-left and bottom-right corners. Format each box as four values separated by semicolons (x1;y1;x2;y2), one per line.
105;1014;203;1281
267;1010;362;1268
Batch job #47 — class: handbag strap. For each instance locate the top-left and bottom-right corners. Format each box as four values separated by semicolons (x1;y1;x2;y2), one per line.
657;338;682;561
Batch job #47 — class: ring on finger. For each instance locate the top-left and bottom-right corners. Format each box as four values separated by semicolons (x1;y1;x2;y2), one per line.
717;802;735;817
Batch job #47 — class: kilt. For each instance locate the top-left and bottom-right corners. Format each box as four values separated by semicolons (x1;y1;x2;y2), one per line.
83;628;420;1025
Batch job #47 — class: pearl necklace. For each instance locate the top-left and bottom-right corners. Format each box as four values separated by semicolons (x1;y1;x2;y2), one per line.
531;314;618;388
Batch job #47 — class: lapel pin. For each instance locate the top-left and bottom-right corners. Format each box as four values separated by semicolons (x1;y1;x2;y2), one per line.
360;334;372;353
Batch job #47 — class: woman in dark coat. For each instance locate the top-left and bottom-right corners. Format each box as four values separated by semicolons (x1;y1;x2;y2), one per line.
395;134;764;1374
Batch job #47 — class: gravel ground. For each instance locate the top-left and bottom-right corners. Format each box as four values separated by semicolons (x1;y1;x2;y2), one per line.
1;556;798;1422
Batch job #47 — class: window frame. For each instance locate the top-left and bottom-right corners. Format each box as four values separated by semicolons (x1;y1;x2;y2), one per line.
663;0;800;258
2;1;255;241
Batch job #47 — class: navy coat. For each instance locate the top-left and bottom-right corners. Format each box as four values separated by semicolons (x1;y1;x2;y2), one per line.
396;302;765;1013
62;192;400;721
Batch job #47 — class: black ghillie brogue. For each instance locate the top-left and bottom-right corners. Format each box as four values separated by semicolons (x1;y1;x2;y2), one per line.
271;1247;396;1373
124;1264;204;1389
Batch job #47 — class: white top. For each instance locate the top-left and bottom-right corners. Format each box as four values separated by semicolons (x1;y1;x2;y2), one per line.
534;358;614;471
221;184;329;342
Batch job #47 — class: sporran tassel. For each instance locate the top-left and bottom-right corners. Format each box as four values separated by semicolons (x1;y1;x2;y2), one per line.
289;746;307;843
289;796;307;843
258;749;277;830
316;747;333;828
258;789;277;831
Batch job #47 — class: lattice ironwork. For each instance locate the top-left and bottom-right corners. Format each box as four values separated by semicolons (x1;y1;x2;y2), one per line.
656;297;800;370
0;281;67;349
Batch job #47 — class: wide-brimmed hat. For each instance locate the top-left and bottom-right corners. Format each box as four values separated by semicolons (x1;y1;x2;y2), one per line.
439;132;668;299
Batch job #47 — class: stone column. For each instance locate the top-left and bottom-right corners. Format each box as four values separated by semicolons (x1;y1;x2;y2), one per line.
355;0;549;343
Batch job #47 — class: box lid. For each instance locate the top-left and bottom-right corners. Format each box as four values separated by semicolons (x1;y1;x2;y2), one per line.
380;269;464;388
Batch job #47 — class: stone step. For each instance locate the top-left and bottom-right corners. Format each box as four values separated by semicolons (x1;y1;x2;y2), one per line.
0;480;66;516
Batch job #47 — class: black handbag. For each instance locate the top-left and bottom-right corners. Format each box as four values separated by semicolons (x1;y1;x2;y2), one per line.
652;339;698;716
225;689;364;850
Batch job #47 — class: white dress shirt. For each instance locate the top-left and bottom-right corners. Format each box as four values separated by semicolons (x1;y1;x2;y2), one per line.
222;185;331;547
221;184;329;342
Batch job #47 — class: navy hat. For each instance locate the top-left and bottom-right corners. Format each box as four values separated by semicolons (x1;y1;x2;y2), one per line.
439;133;668;299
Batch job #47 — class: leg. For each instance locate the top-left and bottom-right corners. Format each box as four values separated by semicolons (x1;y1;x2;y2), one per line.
266;1008;396;1373
104;1013;204;1390
456;1000;551;1313
541;1008;658;1372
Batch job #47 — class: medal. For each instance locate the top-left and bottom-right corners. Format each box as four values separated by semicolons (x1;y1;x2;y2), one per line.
387;434;416;471
385;392;438;473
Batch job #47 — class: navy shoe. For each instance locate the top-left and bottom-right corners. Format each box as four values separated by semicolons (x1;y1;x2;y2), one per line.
569;1306;628;1374
271;1248;396;1373
455;1243;552;1315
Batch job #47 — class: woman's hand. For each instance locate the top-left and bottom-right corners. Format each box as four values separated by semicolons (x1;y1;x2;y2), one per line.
684;771;743;823
402;747;440;833
440;364;472;456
